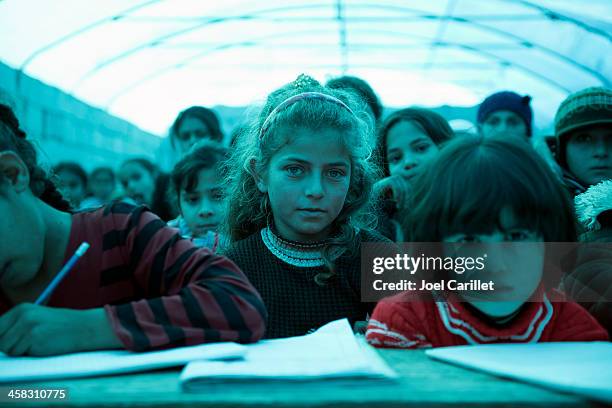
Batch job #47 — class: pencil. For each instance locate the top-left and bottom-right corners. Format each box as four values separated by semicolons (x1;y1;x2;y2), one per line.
35;242;90;305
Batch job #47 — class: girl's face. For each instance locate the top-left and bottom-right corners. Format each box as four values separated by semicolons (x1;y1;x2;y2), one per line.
176;117;212;155
56;170;86;207
480;110;528;139
119;163;155;205
565;125;612;187
443;207;544;319
179;169;223;237
258;127;351;242
386;120;440;181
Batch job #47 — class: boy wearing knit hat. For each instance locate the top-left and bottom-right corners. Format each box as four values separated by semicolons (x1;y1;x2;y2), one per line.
554;86;612;194
477;91;533;139
556;87;612;337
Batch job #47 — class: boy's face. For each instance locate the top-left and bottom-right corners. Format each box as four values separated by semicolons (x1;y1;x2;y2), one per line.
565;125;612;187
480;110;528;140
386;120;440;181
257;127;351;243
179;169;223;237
443;207;544;319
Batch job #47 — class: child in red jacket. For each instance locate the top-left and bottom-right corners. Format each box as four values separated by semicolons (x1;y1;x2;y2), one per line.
366;136;608;348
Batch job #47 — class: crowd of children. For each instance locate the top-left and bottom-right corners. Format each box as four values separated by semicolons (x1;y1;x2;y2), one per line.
0;75;610;356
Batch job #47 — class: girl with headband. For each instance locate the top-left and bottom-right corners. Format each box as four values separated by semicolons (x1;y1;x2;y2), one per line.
222;74;392;338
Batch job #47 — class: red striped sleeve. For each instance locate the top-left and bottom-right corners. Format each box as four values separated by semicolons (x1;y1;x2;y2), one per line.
102;203;267;351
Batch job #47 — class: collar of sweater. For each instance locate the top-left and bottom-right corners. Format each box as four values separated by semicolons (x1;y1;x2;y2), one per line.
434;285;555;344
260;226;346;267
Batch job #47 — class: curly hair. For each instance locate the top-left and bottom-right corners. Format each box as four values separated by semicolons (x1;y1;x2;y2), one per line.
222;75;380;284
0;104;72;212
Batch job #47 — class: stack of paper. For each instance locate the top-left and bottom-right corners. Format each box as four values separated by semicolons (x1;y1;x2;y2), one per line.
426;342;612;403
180;319;397;390
0;342;246;383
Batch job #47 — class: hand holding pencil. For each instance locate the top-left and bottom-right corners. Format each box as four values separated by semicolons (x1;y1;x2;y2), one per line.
0;242;122;356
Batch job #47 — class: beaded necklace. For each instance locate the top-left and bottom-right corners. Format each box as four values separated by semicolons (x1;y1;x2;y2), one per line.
260;226;346;267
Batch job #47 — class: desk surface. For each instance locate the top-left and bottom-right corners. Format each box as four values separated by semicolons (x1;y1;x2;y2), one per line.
3;349;605;408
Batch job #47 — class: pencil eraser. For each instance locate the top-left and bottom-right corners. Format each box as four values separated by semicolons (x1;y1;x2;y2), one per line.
76;242;90;256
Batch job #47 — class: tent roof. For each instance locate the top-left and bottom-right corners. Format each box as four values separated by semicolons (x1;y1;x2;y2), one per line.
1;0;610;134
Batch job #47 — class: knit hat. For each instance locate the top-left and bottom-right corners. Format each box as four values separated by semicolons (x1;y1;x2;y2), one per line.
554;86;612;166
477;91;533;136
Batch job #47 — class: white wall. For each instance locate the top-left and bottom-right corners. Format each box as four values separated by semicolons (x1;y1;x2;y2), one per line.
0;61;160;172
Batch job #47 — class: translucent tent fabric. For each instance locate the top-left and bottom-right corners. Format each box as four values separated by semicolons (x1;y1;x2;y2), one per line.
1;0;610;135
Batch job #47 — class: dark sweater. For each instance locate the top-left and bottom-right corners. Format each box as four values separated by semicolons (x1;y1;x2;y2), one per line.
224;228;391;338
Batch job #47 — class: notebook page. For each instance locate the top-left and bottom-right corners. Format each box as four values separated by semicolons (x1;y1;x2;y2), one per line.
181;319;397;385
426;342;612;403
1;342;246;383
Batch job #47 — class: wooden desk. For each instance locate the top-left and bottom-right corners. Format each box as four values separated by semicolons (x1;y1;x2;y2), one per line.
3;349;604;407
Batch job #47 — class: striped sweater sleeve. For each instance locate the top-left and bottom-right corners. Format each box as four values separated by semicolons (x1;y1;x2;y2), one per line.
102;204;267;351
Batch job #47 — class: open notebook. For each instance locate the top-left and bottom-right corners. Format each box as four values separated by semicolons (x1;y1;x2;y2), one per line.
0;342;246;383
426;342;612;403
180;319;397;390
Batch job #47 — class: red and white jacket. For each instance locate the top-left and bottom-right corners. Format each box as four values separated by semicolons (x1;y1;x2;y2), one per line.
366;289;608;348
